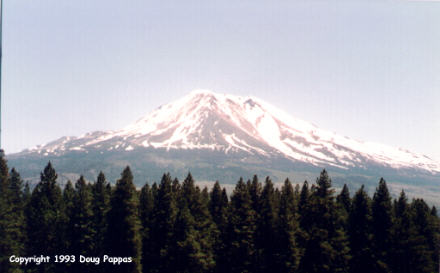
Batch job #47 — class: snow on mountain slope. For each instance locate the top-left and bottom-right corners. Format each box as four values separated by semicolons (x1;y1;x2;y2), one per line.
23;89;440;173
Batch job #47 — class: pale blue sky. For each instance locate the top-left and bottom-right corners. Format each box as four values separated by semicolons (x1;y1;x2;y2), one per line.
3;1;440;161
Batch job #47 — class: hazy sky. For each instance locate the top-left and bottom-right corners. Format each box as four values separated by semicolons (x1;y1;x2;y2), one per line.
3;1;440;161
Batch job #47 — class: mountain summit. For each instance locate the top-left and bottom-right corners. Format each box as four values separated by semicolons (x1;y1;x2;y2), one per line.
8;90;440;206
19;90;440;173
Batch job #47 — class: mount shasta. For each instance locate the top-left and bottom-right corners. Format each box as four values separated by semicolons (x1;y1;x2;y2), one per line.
7;90;440;203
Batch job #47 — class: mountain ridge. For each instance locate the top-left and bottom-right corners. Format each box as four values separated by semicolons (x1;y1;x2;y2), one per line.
14;89;440;174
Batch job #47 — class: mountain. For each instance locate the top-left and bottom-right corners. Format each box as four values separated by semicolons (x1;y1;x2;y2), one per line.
7;90;440;203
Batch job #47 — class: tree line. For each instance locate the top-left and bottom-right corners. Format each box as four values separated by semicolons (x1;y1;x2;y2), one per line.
0;151;439;273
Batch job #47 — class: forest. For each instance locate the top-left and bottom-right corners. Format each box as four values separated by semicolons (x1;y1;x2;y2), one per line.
0;150;439;273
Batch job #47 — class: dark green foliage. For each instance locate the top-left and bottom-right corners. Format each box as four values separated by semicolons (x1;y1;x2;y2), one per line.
248;175;262;213
298;180;311;229
348;185;374;273
372;178;393;273
149;173;178;273
9;168;26;255
408;198;437;273
139;183;154;273
106;167;142;273
174;173;215;272
173;202;198;272
388;191;437;273
0;150;11;272
228;177;258;273
0;154;26;273
209;182;229;231
298;170;350;273
276;178;301;273
26;162;65;272
337;184;351;213
69;176;96;272
255;177;279;273
209;181;229;273
63;180;75;254
0;162;439;273
92;172;111;258
23;182;31;205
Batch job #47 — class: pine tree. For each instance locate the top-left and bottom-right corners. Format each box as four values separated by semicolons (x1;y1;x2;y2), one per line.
337;184;351;213
371;178;393;273
0;155;27;273
298;181;311;230
276;178;301;273
139;183;154;273
297;180;312;254
348;185;374;273
248;175;262;213
209;181;229;273
209;182;229;231
409;198;436;273
149;173;178;273
256;177;279;273
298;170;350;273
69;176;96;272
105;167;142;273
173;173;215;272
172;177;181;198
173;201;198;273
9;168;26;262
228;177;258;273
23;182;31;205
63;180;75;258
26;162;65;272
0;150;12;273
92;172;110;258
430;206;440;271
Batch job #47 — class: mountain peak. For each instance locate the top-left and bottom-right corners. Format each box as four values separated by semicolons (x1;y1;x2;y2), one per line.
189;89;217;96
18;90;440;173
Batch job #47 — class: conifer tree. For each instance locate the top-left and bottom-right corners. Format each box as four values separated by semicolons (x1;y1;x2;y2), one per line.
106;167;142;273
256;177;279;273
298;181;310;229
228;177;258;273
337;184;351;212
149;173;178;273
201;186;210;206
174;173;215;272
409;198;437;273
173;201;198;273
0;150;12;273
430;206;440;271
63;180;75;256
276;178;301;273
389;190;431;273
247;175;262;215
68;176;95;273
298;170;350;273
209;181;229;273
26;162;65;272
372;178;393;273
23;182;31;205
92;172;110;258
139;183;154;273
0;154;26;273
172;177;181;198
209;182;228;230
9;168;26;259
348;185;374;273
297;181;311;255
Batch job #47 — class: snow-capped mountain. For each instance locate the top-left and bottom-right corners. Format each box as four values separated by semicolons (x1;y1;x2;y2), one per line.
20;89;440;174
